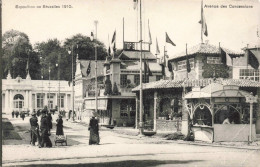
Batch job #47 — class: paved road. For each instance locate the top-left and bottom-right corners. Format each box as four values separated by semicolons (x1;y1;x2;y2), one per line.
2;114;260;167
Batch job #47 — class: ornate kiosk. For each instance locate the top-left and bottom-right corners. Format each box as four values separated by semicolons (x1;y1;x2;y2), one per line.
184;83;258;142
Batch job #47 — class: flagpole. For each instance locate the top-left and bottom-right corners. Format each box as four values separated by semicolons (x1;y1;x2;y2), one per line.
94;20;98;117
201;0;203;43
186;43;188;79
123;17;125;43
139;0;144;136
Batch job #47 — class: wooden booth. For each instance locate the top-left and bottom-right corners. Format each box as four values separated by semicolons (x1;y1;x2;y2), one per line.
184;83;258;142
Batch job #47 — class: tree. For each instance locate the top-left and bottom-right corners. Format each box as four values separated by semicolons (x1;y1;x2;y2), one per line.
112;82;120;95
34;39;72;81
104;78;112;95
2;29;41;79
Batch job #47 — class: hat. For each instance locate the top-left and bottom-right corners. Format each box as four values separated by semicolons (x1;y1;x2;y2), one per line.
31;111;36;116
58;114;62;118
41;109;47;114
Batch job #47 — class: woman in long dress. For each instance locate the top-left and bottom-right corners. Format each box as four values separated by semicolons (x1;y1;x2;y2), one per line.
88;117;100;145
56;115;64;135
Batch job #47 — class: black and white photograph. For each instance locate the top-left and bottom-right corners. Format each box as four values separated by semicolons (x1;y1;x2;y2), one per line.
1;0;260;166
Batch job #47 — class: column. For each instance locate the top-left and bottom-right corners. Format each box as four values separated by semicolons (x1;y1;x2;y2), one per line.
29;91;32;112
135;97;138;129
154;91;157;131
9;90;13;113
44;93;48;106
25;90;28;109
65;93;67;111
35;93;37;110
55;93;58;109
5;90;9;113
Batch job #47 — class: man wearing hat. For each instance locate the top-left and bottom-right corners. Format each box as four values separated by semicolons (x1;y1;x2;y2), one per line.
39;109;52;148
30;111;40;146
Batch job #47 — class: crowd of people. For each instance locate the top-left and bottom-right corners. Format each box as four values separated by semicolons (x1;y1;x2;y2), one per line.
28;108;100;148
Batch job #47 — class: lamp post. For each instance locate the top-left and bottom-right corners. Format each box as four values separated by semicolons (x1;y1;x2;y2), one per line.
48;63;51;113
91;20;98;115
245;93;258;142
68;47;75;121
55;55;60;114
40;56;43;109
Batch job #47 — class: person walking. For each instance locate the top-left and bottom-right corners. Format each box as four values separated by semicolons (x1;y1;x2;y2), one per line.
15;111;19;118
88;116;100;145
56;115;64;135
30;111;40;146
47;113;53;134
39;109;52;148
12;111;15;118
21;112;25;121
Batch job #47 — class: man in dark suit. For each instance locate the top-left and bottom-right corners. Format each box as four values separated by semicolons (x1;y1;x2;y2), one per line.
30;111;40;146
39;109;52;148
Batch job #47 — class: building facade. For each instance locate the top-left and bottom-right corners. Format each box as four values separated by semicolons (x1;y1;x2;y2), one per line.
133;43;260;141
2;71;72;114
74;41;163;126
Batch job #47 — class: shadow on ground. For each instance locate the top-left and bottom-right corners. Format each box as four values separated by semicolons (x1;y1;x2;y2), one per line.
16;160;204;167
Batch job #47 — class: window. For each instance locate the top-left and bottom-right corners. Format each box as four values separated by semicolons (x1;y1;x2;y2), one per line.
47;94;54;109
120;100;128;117
13;94;24;109
37;94;44;108
239;69;259;81
144;100;150;117
142;75;149;83
177;58;194;70
120;74;127;87
134;75;140;85
156;75;162;81
207;57;221;64
129;100;136;117
58;95;64;108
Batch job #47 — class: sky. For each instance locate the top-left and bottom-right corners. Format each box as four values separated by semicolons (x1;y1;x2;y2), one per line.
2;0;260;59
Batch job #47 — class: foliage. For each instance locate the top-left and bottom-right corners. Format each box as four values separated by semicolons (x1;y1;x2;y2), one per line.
63;34;107;60
2;30;41;79
104;78;112;95
202;57;229;78
112;82;120;95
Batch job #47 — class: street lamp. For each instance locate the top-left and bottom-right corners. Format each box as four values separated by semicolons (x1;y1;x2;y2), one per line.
91;20;98;116
40;56;43;109
68;47;75;121
55;57;60;114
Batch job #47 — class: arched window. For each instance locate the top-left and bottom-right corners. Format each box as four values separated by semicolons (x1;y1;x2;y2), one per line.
13;94;24;109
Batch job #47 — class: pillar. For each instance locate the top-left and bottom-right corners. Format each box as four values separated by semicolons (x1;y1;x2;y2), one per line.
29;91;32;112
5;90;9;113
9;90;13;113
65;93;68;111
135;97;138;129
44;93;48;106
154;91;157;131
25;90;28;109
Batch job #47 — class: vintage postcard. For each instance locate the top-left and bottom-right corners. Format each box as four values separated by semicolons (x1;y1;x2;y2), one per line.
2;0;260;166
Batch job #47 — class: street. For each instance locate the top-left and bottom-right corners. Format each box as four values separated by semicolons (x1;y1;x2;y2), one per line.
2;114;260;167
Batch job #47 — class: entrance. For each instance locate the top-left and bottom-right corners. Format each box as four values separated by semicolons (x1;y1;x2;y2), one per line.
13;94;24;112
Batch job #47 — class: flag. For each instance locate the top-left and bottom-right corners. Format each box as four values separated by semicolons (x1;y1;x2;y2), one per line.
144;61;152;76
248;50;259;70
86;61;91;76
199;0;208;37
111;30;116;44
91;32;94;40
111;30;116;52
133;0;138;10
220;48;227;65
168;61;173;72
186;44;191;73
186;56;191;73
220;48;232;66
148;20;152;44
26;60;29;73
156;37;160;55
108;46;111;57
166;32;176;46
160;64;165;76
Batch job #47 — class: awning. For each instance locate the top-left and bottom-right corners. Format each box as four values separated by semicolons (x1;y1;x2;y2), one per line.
85;99;108;110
